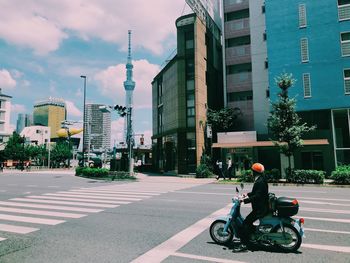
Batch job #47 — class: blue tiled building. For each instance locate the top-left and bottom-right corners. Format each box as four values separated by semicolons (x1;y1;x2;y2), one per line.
265;0;350;173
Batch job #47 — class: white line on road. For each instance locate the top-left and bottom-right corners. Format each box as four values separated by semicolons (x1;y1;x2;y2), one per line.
296;216;350;223
300;200;350;207
10;198;119;208
26;185;37;187
79;188;166;194
48;186;59;188
130;204;231;263
0;201;103;213
305;228;350;235
71;189;162;196
172;252;247;263
297;197;350;202
47;192;143;201
26;195;130;204
0;238;6;242
302;243;350;253
300;207;350;214
0;206;86;218
0;223;39;234
0;214;65;225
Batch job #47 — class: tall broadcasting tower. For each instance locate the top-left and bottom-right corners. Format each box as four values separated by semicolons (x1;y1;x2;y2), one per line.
123;30;135;142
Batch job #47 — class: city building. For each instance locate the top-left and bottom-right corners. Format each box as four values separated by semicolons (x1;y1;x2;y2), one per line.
16;113;33;134
33;97;67;139
152;13;224;174
0;88;12;143
20;126;50;145
85;103;111;152
265;0;350;174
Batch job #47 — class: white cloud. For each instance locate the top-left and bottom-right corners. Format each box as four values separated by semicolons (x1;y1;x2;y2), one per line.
95;59;160;109
66;100;82;118
0;0;189;55
0;69;16;89
11;104;27;113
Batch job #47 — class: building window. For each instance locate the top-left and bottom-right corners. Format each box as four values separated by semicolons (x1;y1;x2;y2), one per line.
303;73;312;98
186;80;195;91
0;101;2;109
263;32;267;41
301;38;309;62
261;4;265;13
157;79;163;105
299;4;307;28
228;91;253;102
341;32;350;56
264;59;268;69
0;123;4;132
158;106;163;133
225;9;249;22
301;151;324;170
344;69;350;94
338;0;350;21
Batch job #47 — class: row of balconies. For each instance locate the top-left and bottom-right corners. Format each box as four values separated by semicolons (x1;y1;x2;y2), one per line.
225;18;250;39
225;45;251;65
226;72;252;93
224;0;249;13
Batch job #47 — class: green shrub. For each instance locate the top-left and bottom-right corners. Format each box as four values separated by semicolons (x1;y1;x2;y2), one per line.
196;164;213;178
109;171;136;180
238;170;254;182
265;168;281;183
287;169;325;184
76;167;109;177
331;165;350;184
75;166;84;176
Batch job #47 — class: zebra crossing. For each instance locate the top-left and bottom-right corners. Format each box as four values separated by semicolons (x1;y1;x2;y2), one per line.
0;179;202;243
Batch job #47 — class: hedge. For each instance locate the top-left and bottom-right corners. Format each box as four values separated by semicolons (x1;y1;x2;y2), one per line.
75;167;135;180
287;169;325;184
196;164;213;178
331;165;350;185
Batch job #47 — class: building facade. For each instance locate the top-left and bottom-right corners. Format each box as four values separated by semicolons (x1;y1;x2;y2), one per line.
265;0;350;173
33;97;67;139
85;103;111;152
0;88;12;143
20;126;50;145
152;13;224;174
16;113;33;134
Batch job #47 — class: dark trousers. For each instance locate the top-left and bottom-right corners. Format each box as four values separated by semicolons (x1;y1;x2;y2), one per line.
241;210;259;244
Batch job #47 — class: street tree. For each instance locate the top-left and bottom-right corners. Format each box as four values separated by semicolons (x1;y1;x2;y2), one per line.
267;73;315;176
50;141;72;167
3;132;26;161
207;107;242;133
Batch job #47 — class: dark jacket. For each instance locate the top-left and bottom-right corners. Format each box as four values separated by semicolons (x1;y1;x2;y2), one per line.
244;175;269;217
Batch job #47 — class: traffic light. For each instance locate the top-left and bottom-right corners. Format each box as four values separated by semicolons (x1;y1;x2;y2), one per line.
114;105;127;117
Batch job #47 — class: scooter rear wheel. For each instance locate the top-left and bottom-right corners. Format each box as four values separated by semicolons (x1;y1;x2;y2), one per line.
273;224;302;252
209;220;233;245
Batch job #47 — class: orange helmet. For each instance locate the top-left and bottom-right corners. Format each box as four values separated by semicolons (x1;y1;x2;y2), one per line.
251;163;265;173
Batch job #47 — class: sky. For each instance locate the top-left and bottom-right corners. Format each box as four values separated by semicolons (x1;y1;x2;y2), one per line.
0;0;192;146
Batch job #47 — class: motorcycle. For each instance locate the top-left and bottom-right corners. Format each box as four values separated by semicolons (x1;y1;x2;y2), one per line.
209;184;305;252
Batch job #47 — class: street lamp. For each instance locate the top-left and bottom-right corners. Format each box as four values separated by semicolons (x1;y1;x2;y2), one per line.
80;75;87;166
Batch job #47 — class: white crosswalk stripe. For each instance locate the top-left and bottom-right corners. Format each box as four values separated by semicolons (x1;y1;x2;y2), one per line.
0;214;65;225
50;192;143;201
0;207;86;218
10;198;120;208
26;195;131;204
0;223;39;234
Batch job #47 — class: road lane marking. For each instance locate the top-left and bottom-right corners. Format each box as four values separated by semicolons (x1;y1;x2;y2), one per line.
300;200;350;207
131;204;231;263
300;207;350;214
55;191;144;200
45;192;142;201
0;223;39;234
63;191;152;198
72;189;162;196
305;228;350;235
0;214;65;225
10;198;119;208
297;197;350;202
0;207;86;219
79;188;166;194
0;201;103;213
0;238;6;241
172;252;247;263
296;216;350;223
26;195;130;204
48;186;59;188
302;243;350;253
26;185;37;187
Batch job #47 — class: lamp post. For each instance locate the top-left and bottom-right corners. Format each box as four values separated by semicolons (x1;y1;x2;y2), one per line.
80;75;87;166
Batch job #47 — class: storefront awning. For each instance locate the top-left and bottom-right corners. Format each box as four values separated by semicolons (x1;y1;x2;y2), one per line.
212;139;329;148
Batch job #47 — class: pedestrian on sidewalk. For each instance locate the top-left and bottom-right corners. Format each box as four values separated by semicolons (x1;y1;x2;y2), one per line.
215;160;225;180
226;157;233;180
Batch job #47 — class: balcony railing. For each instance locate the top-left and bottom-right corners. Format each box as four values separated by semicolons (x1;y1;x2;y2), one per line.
226;45;251;65
226;72;252;92
339;4;350;21
224;0;249;13
225;18;250;39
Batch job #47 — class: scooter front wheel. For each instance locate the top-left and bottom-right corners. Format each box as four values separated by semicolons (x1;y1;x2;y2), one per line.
209;220;233;245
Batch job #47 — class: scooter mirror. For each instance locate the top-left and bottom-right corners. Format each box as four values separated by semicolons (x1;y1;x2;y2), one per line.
240;183;244;189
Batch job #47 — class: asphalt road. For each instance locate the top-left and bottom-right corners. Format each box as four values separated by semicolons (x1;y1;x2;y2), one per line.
0;170;348;263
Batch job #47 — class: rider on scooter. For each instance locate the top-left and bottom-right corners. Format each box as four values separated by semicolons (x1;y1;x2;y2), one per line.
241;163;269;245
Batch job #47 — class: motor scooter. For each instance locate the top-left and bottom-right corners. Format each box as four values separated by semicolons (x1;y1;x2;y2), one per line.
209;184;305;252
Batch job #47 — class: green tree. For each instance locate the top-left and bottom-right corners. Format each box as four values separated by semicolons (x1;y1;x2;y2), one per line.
50;141;72;167
3;132;26;161
207;107;242;132
25;144;48;166
267;73;315;176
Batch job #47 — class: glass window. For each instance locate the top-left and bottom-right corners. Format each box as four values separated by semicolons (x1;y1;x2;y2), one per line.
332;109;350;148
301;38;309;62
299;4;307;28
186;39;194;49
338;0;350;6
187;93;195;107
344;69;350;94
186;80;195;91
303;73;311;98
187;107;195;117
301;151;324;170
341;32;350;56
338;0;350;21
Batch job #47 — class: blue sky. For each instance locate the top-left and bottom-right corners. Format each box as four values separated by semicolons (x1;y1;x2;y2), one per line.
0;0;191;145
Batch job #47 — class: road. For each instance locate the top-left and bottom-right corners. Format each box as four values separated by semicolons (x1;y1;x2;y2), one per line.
0;170;348;262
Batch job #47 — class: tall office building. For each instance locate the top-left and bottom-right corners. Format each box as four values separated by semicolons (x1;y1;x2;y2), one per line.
33;97;66;139
16;113;33;134
152;13;223;174
85;103;111;152
265;0;350;173
0;88;12;143
123;30;136;142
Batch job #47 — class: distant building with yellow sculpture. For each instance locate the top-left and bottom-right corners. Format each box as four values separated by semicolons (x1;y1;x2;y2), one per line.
33;97;67;139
